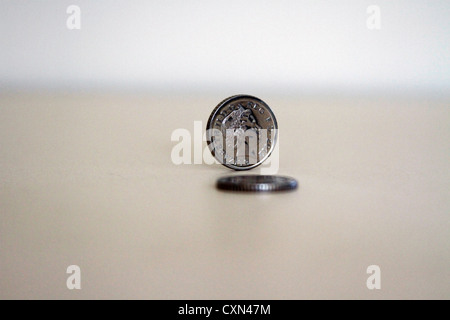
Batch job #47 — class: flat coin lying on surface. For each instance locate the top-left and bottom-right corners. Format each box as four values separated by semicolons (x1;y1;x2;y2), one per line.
206;95;278;171
216;175;298;192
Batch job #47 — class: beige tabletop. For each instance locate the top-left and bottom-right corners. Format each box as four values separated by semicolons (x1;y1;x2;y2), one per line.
0;92;449;299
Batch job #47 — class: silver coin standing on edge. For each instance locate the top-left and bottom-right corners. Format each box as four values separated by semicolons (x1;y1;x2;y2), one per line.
217;175;298;192
206;95;278;170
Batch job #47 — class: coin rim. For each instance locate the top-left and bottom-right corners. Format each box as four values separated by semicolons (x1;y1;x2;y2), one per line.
206;95;279;171
216;175;298;192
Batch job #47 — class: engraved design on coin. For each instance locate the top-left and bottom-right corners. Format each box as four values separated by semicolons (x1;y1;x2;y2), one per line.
221;105;262;165
206;95;278;171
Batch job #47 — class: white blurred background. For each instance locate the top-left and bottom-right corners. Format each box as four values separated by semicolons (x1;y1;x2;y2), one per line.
1;0;449;95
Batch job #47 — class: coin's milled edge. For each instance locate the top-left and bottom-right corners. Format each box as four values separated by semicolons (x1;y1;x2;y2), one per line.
216;175;298;192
